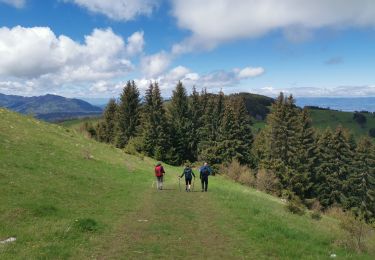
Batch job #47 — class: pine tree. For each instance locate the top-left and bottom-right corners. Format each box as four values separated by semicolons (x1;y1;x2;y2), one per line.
140;82;171;162
188;86;203;161
168;81;191;164
346;137;375;221
198;93;218;163
314;126;352;208
102;98;118;144
292;108;316;199
263;93;299;188
217;101;239;164
116;80;140;148
315;128;337;208
231;96;254;165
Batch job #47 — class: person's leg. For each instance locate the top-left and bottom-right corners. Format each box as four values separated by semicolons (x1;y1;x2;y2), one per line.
185;179;188;191
187;178;191;191
160;176;163;190
201;178;204;192
204;176;208;191
156;177;160;190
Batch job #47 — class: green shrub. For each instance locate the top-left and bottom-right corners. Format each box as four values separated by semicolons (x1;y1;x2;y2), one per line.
74;218;98;232
286;199;306;216
256;169;280;195
310;211;322;220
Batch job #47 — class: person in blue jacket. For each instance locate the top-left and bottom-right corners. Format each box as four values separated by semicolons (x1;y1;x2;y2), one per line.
199;162;212;192
179;164;195;192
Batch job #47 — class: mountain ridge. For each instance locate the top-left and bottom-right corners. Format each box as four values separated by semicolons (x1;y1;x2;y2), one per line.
0;93;102;122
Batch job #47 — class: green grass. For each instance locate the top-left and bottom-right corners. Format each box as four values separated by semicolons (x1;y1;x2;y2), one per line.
1;108;374;259
58;116;100;128
309;109;375;138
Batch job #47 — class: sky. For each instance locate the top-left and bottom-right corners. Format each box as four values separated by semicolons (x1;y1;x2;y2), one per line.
0;0;375;98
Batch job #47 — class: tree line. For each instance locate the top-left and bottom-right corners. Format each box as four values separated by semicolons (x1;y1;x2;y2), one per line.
86;81;375;222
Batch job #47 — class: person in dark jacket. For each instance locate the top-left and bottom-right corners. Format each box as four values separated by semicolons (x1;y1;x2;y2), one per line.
179;164;195;192
199;162;212;192
154;162;165;190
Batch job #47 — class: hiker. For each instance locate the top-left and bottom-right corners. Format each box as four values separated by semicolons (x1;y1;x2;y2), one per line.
179;164;195;192
154;162;165;190
199;162;212;192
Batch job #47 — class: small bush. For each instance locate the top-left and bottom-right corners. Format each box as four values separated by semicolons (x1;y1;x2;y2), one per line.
221;160;256;187
353;112;367;126
310;211;322;220
238;169;256;187
256;168;280;195
124;136;144;155
286;199;306;216
74;218;98;232
327;207;374;252
339;212;373;252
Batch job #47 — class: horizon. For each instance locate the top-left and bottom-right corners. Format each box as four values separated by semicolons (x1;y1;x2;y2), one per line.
0;1;375;98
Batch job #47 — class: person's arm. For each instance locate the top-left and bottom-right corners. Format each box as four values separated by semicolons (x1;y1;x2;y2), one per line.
199;168;202;179
161;166;165;174
180;169;185;178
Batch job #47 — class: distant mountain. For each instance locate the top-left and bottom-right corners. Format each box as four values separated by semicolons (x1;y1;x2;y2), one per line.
231;92;274;120
0;93;102;122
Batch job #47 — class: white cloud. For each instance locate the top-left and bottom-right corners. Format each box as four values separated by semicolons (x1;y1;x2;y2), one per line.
0;26;144;96
0;0;25;8
126;31;144;56
66;0;158;21
171;0;375;52
140;51;171;77
236;67;265;79
135;65;264;94
251;85;375;97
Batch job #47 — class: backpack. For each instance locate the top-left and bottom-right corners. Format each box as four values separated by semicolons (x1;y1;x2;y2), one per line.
184;168;192;178
201;166;210;176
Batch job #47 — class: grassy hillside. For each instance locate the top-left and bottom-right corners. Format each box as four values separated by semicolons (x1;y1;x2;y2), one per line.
309;109;375;138
1;108;374;259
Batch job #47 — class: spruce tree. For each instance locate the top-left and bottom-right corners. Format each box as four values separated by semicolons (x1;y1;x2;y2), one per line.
346;137;375;221
315;128;336;208
217;101;239;164
315;127;352;208
188;86;203;161
264;93;299;188
231;96;254;165
292;108;316;199
140;82;171;162
116;80;140;148
168;81;191;164
102;98;118;144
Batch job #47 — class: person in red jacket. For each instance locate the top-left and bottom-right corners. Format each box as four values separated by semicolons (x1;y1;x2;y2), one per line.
154;162;165;190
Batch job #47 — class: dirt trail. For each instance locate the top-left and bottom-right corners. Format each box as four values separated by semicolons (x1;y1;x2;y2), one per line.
94;171;254;260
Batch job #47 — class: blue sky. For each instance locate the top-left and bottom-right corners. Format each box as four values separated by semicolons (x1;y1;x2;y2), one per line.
0;0;374;98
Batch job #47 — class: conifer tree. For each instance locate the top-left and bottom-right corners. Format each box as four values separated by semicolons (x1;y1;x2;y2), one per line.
264;93;299;187
346;137;375;221
102;98;118;144
116;80;140;148
168;81;191;164
188;86;203;161
140;82;171;162
315;128;336;207
315;127;352;208
231;96;254;165
216;101;238;163
292;108;316;199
